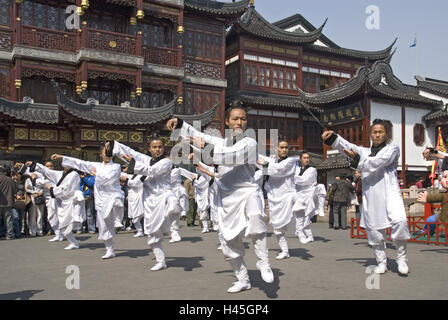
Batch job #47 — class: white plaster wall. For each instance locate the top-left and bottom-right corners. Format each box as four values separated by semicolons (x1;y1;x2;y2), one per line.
370;101;434;172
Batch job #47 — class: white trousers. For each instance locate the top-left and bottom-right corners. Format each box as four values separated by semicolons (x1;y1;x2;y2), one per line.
294;211;312;239
97;207;122;241
274;225;289;254
367;220;410;266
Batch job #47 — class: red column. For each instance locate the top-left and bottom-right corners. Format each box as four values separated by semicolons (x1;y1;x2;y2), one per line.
136;31;142;56
298;113;303;150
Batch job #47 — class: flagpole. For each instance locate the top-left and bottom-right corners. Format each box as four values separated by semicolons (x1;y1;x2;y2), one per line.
414;33;418;77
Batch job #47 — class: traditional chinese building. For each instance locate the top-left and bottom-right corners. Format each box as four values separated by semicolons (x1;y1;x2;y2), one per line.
0;0;248;162
225;3;397;153
301;61;443;185
416;75;448;143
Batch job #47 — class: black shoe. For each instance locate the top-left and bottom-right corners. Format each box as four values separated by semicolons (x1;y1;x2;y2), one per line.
187;224;193;227
334;227;340;230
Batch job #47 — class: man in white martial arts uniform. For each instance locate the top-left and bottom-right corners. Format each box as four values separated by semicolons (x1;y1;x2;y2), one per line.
257;138;298;260
51;143;124;259
193;161;214;234
111;135;181;271
293;152;318;244
322;119;410;275
169;166;189;243
314;183;327;218
40;168;84;250
167;106;274;294
121;173;145;238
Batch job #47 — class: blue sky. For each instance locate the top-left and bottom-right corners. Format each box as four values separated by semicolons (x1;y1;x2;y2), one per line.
246;0;448;85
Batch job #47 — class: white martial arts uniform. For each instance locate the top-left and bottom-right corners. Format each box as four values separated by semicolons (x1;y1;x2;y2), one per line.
294;165;318;243
193;164;214;233
48;170;84;249
330;134;410;273
112;141;181;270
125;173;145;237
262;156;298;256
177;121;273;290
62;156;124;258
169;167;189;242
314;184;327;218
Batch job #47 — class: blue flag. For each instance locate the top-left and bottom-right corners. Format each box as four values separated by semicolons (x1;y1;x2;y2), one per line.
410;36;417;47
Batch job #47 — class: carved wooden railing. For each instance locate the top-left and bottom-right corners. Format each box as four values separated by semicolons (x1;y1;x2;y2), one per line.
143;46;179;67
21;25;77;52
86;28;138;55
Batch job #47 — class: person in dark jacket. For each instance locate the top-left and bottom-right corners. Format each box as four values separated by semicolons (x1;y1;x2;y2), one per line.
0;166;15;239
332;174;355;230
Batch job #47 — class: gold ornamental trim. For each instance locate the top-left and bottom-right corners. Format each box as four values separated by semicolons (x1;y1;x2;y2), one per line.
129;132;143;143
99;130;128;142
30;129;57;141
81;129;97;141
14;128;28;140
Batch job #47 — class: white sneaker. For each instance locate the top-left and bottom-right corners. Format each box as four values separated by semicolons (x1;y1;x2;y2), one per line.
298;235;310;244
217;245;222;250
150;262;167;271
101;250;116;259
227;281;251;293
169;233;181;243
64;243;79;250
275;252;290;260
307;237;314;243
114;222;124;228
201;229;209;233
374;264;387;274
397;259;409;275
256;261;274;283
133;232;144;238
125;227;132;231
49;236;63;242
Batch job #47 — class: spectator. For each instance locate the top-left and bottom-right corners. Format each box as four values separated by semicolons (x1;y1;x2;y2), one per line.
11;171;27;238
184;178;197;227
76;172;96;234
417;169;448;236
415;177;424;189
25;173;45;236
331;174;355;230
326;176;340;228
0;165;15;240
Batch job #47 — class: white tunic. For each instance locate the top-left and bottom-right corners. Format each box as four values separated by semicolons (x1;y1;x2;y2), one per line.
126;174;144;220
50;170;83;229
293;166;318;216
263;157;298;229
330;135;406;230
33;164;62;228
112;141;179;236
61;156;124;220
178;121;262;241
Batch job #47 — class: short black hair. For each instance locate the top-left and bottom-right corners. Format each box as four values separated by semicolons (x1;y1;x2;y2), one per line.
278;135;288;144
148;133;164;146
370;119;393;144
300;150;310;159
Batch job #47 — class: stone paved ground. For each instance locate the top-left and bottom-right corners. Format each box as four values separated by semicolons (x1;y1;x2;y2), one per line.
0;222;446;300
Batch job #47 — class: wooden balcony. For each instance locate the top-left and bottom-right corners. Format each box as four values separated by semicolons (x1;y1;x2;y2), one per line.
86;28;138;56
143;46;180;68
21;25;77;52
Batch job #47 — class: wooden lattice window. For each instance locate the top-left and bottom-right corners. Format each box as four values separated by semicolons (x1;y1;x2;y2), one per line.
22;1;66;31
0;68;10;99
0;0;10;26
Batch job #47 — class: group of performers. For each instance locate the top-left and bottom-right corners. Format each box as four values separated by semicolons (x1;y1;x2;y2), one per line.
14;107;413;293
